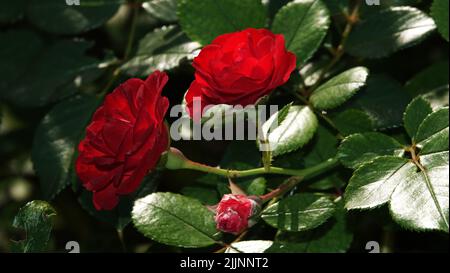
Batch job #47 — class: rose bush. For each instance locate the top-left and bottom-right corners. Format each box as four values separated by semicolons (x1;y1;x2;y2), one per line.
2;0;448;254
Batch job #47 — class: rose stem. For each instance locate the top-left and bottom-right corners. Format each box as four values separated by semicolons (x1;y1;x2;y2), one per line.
182;157;338;181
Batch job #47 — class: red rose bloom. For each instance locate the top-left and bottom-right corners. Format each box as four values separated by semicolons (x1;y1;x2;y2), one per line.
185;28;296;118
215;194;259;234
76;71;170;210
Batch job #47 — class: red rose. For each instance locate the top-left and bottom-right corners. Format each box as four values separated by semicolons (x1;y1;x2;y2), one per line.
76;71;170;210
215;194;260;234
185;28;296;118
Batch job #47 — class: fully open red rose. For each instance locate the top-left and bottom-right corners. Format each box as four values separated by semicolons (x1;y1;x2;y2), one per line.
215;194;259;234
185;28;296;118
76;71;170;210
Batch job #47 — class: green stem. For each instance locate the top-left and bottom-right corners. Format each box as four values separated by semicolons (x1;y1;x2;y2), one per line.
309;1;361;92
181;157;338;180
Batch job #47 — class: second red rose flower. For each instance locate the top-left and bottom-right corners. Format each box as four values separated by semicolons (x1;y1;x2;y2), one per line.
185;28;296;118
76;71;170;210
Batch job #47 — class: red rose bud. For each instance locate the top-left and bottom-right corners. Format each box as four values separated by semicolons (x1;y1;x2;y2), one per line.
185;28;297;118
214;194;261;234
76;71;170;210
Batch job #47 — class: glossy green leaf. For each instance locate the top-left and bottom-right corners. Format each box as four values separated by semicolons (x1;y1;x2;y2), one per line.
27;0;121;35
337;132;404;169
333;109;374;136
32;95;100;200
345;152;449;232
415;107;449;155
403;97;433;140
267;200;353;253
346;7;436;58
310;67;369;110
261;105;318;157
431;0;449;41
142;0;178;23
132;192;219;248
12;200;56;253
299;57;331;87
345;156;411;209
121;25;200;77
262;193;336;231
271;0;330;65
389;151;449;232
347;74;412;129
178;0;267;45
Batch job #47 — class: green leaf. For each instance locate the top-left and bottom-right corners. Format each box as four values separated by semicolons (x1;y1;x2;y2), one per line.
246;177;267;196
346;7;436;58
310;67;369;110
132;192;219;248
271;0;330;65
261;105;318;157
121;25;200;77
302;126;345;190
406;63;449;111
343;106;449;232
0;33;101;107
225;240;273;253
347;74;412;129
12;200;56;253
345;152;449;232
338;132;404;169
0;0;26;24
142;0;178;23
333;109;374;136
415;107;449;155
299;57;331;87
178;0;267;45
79;172;160;230
360;0;422;15
27;0;121;35
261;193;336;231
389;151;449;232
302;126;338;167
403;97;433;140
32;95;100;200
344;156;411;209
181;186;219;205
267;200;353;253
431;0;449;41
405;61;449;99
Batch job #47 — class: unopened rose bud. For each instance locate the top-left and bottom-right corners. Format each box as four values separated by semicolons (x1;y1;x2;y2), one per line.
214;194;261;234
